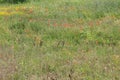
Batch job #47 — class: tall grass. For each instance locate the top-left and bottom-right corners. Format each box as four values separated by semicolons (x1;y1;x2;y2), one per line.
0;0;120;80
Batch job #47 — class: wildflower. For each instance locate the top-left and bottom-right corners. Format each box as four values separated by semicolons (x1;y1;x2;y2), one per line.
28;8;33;14
88;21;94;27
63;23;71;27
96;20;101;26
0;12;9;16
23;7;26;11
53;22;58;27
15;7;19;11
24;29;30;33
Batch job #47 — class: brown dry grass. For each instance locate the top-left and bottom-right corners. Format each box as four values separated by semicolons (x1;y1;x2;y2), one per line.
0;45;17;80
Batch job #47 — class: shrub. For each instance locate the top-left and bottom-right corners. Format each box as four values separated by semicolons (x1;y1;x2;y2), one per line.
0;0;27;3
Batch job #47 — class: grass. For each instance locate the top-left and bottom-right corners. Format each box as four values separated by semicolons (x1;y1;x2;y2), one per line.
0;0;120;80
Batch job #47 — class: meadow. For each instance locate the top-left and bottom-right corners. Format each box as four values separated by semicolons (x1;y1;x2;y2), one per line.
0;0;120;80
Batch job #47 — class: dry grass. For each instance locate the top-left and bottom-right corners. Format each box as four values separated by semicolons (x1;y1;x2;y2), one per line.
0;46;17;80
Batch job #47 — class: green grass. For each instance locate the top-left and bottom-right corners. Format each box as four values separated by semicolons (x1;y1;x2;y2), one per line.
0;0;120;80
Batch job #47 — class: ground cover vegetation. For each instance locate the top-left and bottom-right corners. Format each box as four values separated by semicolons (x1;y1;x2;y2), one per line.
0;0;120;80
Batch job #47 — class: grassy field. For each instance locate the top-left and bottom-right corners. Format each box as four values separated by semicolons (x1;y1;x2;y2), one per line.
0;0;120;80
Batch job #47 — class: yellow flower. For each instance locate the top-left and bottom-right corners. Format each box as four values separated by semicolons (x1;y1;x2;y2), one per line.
15;7;20;11
0;12;9;16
